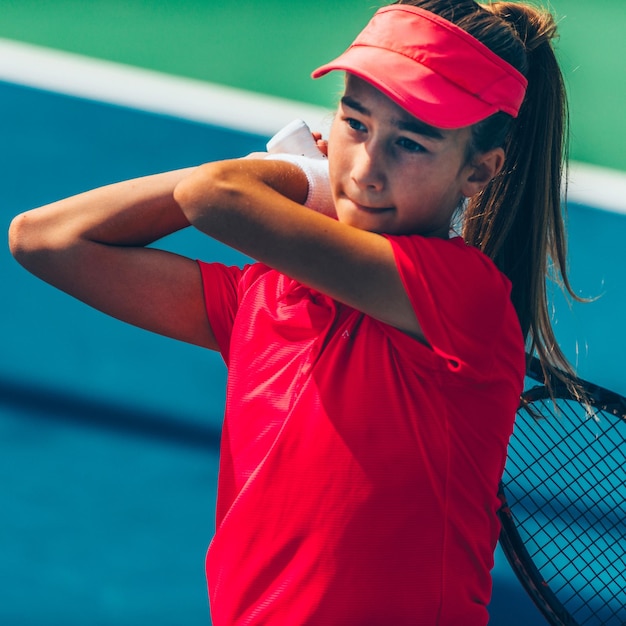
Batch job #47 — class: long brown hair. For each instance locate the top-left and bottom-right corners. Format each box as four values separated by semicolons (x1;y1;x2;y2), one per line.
397;0;584;391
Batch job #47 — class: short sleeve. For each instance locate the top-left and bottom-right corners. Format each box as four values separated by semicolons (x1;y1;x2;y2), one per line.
196;261;271;364
196;261;244;364
385;235;518;377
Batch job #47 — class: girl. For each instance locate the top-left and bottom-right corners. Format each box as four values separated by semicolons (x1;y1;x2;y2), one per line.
9;1;577;623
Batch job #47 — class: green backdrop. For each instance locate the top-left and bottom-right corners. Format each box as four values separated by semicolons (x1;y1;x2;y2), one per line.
0;0;624;171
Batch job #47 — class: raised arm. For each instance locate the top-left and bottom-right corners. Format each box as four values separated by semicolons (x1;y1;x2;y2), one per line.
9;155;423;349
9;167;218;349
174;158;421;341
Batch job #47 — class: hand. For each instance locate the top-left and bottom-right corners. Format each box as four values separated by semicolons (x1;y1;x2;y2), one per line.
312;132;328;157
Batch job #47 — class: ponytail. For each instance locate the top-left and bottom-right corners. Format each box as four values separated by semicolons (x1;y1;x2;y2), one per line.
397;0;583;393
466;3;584;391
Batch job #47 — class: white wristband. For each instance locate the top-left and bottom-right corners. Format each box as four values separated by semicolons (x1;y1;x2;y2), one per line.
265;153;336;218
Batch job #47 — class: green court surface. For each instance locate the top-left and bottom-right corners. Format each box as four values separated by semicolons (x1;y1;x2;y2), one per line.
0;0;624;172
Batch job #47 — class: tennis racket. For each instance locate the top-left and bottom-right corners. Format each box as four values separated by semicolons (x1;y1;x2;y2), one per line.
498;355;626;626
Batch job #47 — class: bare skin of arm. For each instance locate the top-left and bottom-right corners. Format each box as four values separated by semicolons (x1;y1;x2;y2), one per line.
174;159;421;340
9;157;421;353
9;167;222;349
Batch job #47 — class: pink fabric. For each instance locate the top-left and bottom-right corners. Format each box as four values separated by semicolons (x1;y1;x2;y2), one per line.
312;5;528;128
197;235;525;625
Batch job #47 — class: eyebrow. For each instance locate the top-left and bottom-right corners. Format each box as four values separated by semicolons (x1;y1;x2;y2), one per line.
340;95;445;141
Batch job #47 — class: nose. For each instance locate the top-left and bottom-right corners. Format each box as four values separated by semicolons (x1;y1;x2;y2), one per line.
350;142;385;192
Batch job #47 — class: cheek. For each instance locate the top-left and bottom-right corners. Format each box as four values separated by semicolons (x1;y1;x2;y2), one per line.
394;174;458;220
327;152;341;191
327;139;349;191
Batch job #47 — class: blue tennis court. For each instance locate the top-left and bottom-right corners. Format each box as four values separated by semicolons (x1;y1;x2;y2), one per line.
1;72;625;624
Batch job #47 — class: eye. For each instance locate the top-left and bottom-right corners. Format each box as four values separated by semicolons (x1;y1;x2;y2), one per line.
345;117;367;133
397;136;425;153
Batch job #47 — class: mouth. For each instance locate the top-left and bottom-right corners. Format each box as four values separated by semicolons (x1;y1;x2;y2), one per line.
349;199;393;214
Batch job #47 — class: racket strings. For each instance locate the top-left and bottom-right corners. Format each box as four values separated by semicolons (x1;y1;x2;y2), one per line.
503;394;626;626
509;404;621;531
509;404;624;543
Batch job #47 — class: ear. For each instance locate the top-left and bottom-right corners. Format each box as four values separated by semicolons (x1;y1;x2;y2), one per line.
461;148;505;198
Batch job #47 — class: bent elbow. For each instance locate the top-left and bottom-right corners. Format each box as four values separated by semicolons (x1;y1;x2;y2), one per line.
174;161;243;226
172;177;198;221
8;210;67;275
8;212;37;265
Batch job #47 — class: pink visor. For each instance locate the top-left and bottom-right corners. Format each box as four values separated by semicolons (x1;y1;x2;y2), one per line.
312;5;528;129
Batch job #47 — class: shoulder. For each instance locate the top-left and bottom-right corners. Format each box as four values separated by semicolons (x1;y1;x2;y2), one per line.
385;234;523;374
388;233;495;263
385;234;512;300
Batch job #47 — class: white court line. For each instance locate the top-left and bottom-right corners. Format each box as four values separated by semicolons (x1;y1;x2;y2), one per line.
0;37;624;215
0;38;332;136
567;162;626;215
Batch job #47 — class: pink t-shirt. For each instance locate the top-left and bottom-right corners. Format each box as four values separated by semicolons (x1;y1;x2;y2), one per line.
198;234;525;625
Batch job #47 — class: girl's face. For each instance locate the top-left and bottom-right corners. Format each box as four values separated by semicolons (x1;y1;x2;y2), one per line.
328;74;480;238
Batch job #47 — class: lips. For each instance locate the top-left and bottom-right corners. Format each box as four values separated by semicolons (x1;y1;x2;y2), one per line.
350;199;393;214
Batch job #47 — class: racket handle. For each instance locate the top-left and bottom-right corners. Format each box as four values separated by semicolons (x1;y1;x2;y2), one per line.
266;119;325;159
